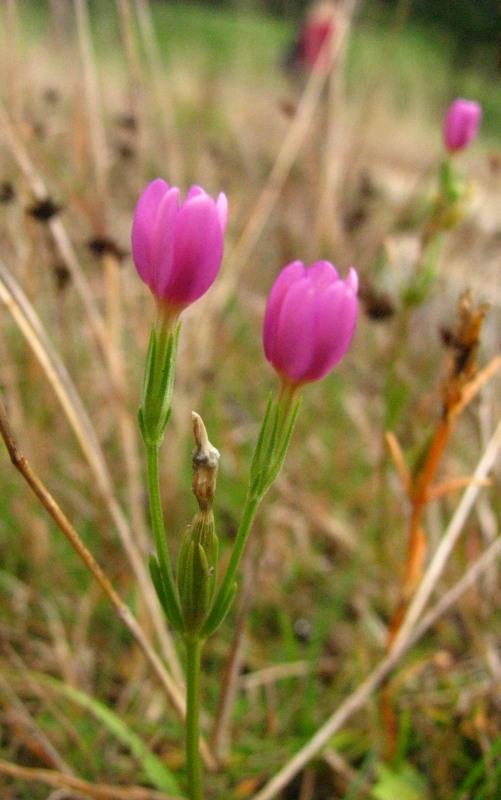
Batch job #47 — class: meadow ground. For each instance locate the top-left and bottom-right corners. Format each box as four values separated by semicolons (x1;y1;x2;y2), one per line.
0;2;500;799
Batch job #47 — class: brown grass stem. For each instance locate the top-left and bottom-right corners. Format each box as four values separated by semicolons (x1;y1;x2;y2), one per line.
251;504;500;800
0;102;113;374
103;251;151;560
74;0;109;226
0;672;74;776
391;418;501;652
208;8;353;317
115;0;143;115
3;0;22;123
0;259;183;690
314;0;357;251
74;0;156;633
0;396;184;719
0;758;182;800
133;0;182;185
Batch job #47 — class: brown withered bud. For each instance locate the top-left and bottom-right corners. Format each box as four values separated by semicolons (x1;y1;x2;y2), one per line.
191;411;219;511
441;291;490;417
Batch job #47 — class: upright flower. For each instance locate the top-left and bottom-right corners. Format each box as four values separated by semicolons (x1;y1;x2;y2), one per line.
131;179;228;316
133;179;228;447
443;98;482;154
263;260;358;387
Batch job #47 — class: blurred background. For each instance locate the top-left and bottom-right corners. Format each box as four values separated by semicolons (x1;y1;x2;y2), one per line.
0;1;499;798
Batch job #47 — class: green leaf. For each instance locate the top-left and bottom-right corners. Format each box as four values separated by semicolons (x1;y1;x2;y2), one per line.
201;581;237;637
372;762;429;800
149;554;183;631
35;674;183;796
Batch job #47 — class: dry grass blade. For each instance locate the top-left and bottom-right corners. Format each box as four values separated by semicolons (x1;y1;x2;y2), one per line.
209;9;353;317
251;425;500;800
74;0;109;215
0;396;217;770
0;101;111;372
0;257;183;687
0;397;183;718
0;758;183;800
391;418;501;651
133;0;181;184
0;260;111;490
76;0;151;561
115;0;143;112
385;431;411;492
0;673;74;775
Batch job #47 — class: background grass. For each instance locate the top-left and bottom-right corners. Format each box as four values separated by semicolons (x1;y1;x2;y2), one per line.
0;1;499;799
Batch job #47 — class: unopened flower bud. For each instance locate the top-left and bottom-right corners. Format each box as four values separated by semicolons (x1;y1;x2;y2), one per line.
443;98;482;154
131;179;227;315
177;509;219;634
263;260;358;386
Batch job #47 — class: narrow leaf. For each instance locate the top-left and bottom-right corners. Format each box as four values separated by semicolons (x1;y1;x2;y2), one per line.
36;674;182;795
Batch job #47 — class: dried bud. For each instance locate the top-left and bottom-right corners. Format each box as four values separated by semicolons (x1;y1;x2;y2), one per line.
191;411;219;510
174;413;221;633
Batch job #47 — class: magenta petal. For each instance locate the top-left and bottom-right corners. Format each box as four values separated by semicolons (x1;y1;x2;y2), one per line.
270;278;317;383
307;260;339;287
131;178;170;283
165;195;224;305
303;280;358;381
263;260;359;385
263;261;305;361
185;185;206;202
444;98;482;152
149;187;180;296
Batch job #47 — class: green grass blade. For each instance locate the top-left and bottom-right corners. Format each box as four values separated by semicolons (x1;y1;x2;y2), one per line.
36;673;183;796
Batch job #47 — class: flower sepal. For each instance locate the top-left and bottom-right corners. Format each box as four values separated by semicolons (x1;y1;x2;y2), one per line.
177;510;219;635
249;389;302;500
139;319;180;448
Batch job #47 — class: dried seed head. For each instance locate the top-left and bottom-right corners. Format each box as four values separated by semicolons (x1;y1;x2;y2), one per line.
442;290;490;416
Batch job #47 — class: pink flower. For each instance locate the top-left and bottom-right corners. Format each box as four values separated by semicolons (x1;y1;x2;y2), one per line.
443;98;482;153
263;261;358;386
131;179;227;311
297;17;334;71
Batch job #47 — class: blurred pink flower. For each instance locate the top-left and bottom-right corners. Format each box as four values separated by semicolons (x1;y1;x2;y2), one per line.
263;260;358;386
131;179;227;311
443;98;482;153
297;17;334;71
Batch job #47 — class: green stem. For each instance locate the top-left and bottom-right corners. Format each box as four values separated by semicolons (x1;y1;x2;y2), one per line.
202;493;260;633
185;636;203;800
146;442;183;630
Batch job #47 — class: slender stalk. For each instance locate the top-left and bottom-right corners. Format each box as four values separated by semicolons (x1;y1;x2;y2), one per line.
203;494;260;633
146;442;183;631
185;637;203;800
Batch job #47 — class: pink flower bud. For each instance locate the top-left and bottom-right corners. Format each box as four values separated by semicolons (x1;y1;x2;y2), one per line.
131;179;227;311
443;98;482;153
297;17;334;71
263;260;358;386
